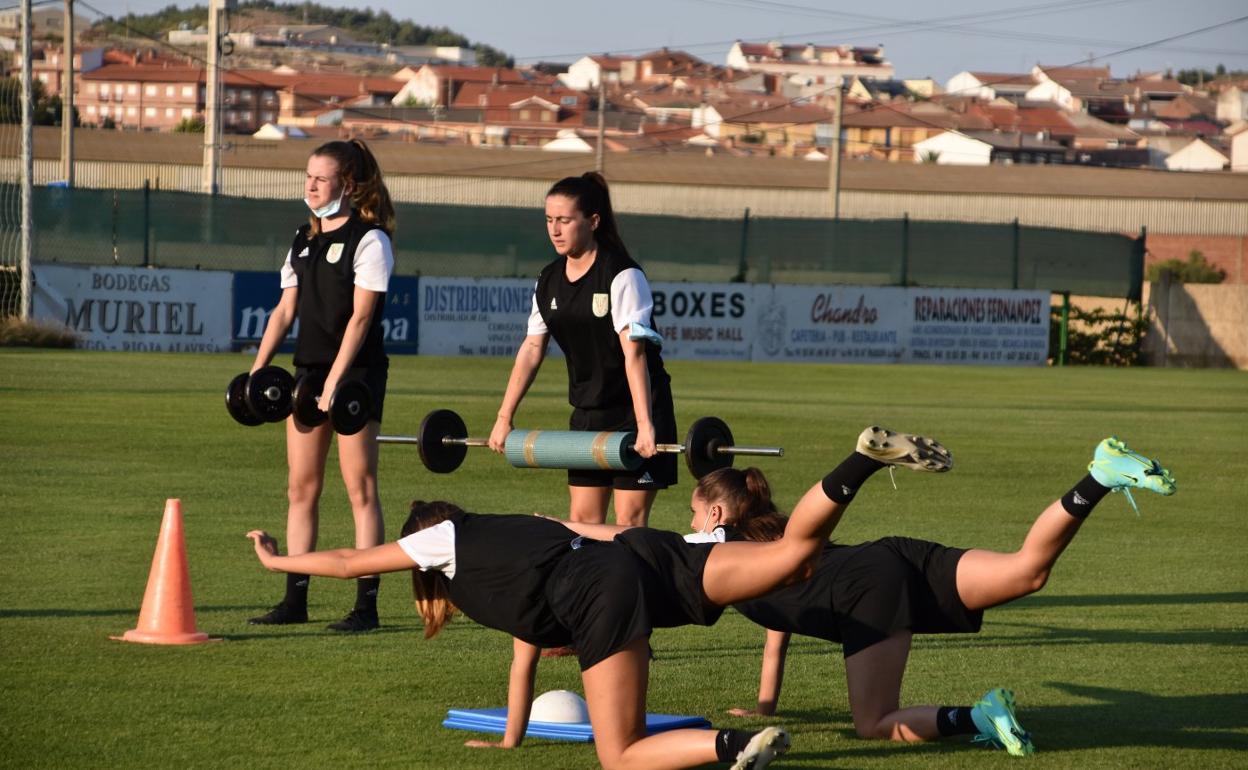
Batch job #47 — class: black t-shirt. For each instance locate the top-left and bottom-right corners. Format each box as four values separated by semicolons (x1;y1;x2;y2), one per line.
287;215;388;369
533;249;668;411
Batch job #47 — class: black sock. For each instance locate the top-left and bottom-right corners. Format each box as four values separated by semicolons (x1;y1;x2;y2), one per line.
936;706;979;737
283;572;309;610
1060;474;1111;519
355;576;380;612
715;728;756;763
821;452;887;504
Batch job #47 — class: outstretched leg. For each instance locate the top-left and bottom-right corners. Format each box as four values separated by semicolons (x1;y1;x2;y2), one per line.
704;427;951;607
957;436;1177;612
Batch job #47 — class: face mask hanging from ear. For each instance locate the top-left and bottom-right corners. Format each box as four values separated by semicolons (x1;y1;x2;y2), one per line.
306;190;346;219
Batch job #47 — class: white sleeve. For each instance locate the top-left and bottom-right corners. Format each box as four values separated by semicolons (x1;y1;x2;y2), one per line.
279;248;297;289
525;282;548;336
610;268;653;333
353;230;394;292
396;519;457;579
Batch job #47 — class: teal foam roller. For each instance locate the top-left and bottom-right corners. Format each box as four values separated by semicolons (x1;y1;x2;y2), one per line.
504;430;641;471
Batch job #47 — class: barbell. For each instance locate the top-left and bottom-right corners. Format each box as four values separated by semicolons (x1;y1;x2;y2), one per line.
378;409;783;478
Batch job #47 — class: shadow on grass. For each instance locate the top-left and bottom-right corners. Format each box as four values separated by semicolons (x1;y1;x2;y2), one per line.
999;591;1248;609
788;684;1248;764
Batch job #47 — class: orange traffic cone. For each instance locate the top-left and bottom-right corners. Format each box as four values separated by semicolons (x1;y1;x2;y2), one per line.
113;499;220;645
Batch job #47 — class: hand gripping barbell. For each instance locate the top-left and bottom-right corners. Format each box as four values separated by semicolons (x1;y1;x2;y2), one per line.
378;409;784;478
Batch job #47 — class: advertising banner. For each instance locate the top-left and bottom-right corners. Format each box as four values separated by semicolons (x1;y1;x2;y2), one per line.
902;288;1049;365
650;283;754;361
751;285;909;363
418;276;560;357
33;264;233;352
231;271;419;354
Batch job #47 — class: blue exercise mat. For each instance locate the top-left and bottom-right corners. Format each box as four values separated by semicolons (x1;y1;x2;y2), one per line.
443;707;711;742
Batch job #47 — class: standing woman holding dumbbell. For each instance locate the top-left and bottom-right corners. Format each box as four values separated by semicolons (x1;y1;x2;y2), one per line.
489;173;676;528
247;139;395;632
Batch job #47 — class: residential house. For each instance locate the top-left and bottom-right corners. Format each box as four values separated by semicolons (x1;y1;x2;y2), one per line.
1215;83;1248;123
11;45;104;96
1027;65;1134;123
693;97;833;152
1164;138;1229;171
726;40;894;84
846;76;911;103
0;6;90;39
560;55;627;90
1152;93;1218;122
944;71;1036;102
391;65;530;107
912;130;1066;165
1229;123;1248;172
839;100;991;162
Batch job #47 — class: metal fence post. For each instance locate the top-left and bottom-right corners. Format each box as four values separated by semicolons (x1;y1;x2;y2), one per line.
736;207;750;282
900;212;909;286
1058;291;1070;366
1012;217;1020;289
143;180;151;267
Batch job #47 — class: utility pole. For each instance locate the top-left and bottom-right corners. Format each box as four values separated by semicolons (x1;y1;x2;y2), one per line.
201;0;222;194
828;77;844;220
60;0;74;186
20;0;33;319
595;76;605;173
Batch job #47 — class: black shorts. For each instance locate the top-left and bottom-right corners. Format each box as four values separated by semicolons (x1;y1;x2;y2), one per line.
546;539;654;672
836;536;982;657
615;527;723;629
295;364;388;427
566;377;678;490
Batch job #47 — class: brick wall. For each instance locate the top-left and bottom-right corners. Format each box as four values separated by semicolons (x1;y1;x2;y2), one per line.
1144;233;1248;285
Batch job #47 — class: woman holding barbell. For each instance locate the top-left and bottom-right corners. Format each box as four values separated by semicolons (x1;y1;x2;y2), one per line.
684;435;1175;756
489;173;676;529
247;139;395;632
247;425;951;769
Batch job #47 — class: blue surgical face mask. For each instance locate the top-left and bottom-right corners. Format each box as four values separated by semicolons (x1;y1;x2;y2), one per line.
305;191;345;219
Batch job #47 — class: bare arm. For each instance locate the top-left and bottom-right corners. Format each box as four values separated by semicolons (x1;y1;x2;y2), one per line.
247;531;413;578
729;629;791;717
250;286;298;373
618;332;656;458
489;334;549;452
318;285;382;412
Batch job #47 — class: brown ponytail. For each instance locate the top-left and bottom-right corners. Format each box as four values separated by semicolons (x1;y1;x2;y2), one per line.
696;466;789;542
400;500;462;638
546;172;630;259
308;139;396;239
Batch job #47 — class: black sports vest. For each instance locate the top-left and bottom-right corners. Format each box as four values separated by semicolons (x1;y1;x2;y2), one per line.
445;512;578;648
287;214;389;368
533;249;668;411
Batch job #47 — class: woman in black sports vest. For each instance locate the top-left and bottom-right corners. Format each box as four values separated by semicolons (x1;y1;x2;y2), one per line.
246;140;396;633
488;173;677;529
687;434;1175;757
246;425;953;769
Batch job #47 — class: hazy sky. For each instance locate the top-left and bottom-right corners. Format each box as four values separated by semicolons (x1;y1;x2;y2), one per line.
78;0;1248;83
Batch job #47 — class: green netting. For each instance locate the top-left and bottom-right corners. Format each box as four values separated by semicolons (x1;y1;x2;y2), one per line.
28;185;1144;298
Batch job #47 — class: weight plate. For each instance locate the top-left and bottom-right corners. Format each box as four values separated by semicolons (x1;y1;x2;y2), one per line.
418;409;468;474
225;372;264;426
330;379;372;436
245;366;294;423
292;371;328;428
684;416;734;479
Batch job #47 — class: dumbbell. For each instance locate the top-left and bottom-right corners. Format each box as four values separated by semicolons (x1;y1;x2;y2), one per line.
378;409;784;478
224;367;372;436
225;366;294;425
291;371;373;436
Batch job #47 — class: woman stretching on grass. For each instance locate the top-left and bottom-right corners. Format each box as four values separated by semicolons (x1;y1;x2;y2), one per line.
247;424;953;770
682;435;1175;756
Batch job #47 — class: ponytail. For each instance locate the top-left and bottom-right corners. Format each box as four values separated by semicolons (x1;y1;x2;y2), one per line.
696;466;789;542
400;500;462;638
546;172;630;259
308;139;396;239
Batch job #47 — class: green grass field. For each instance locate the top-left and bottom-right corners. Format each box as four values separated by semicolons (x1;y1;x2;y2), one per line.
1;350;1245;769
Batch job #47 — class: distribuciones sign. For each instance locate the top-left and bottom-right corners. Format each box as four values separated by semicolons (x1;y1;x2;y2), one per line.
418;277;560;357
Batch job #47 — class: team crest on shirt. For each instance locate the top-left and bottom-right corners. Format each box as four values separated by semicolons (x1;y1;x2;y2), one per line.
325;243;345;264
591;293;610;318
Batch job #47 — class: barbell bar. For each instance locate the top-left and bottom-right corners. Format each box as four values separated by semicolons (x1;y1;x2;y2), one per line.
378;410;783;478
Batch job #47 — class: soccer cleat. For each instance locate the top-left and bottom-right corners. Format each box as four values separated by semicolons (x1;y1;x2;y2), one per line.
327;607;379;633
731;726;791;770
248;602;308;625
857;426;952;473
970;688;1035;757
1088;437;1176;514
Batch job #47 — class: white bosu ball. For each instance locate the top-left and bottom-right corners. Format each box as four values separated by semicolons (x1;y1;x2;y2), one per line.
530;689;590;724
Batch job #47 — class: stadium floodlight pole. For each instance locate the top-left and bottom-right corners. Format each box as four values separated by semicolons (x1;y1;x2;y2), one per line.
20;0;33;320
61;0;73;187
201;0;222;195
828;76;844;220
